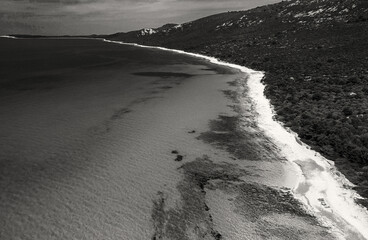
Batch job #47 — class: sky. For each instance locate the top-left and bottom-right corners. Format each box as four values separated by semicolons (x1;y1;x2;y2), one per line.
0;0;281;35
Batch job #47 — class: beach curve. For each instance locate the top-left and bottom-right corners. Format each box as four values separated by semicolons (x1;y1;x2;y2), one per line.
102;38;368;239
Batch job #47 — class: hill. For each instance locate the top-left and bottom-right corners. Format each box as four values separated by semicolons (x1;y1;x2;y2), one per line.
105;0;368;206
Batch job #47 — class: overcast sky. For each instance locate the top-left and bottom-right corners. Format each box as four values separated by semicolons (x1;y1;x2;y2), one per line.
0;0;281;35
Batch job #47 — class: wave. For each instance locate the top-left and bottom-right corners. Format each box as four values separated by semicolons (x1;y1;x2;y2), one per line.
0;35;17;39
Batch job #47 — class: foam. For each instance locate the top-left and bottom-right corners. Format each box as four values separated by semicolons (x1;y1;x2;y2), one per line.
103;39;368;239
0;35;17;39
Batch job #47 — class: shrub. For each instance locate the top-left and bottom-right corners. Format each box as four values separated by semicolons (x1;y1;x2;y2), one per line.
312;92;323;101
342;107;353;116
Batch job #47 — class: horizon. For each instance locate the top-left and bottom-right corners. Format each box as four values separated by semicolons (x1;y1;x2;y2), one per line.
0;0;281;35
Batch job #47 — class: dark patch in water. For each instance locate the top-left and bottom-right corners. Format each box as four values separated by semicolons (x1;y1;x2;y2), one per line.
158;86;173;90
133;72;194;78
201;68;216;71
148;90;162;94
174;155;184;162
110;108;132;120
91;96;161;136
151;156;331;239
226;80;238;87
200;66;239;75
222;89;238;102
150;78;182;88
198;77;285;161
151;156;243;239
0;74;64;91
151;192;167;240
131;96;161;104
198;115;265;160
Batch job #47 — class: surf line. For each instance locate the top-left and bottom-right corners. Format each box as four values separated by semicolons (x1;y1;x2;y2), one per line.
0;35;17;39
103;38;368;239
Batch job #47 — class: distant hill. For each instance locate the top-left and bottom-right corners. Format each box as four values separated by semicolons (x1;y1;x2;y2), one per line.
106;0;368;206
107;0;367;48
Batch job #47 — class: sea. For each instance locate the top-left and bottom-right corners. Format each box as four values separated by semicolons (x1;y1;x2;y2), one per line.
0;38;367;240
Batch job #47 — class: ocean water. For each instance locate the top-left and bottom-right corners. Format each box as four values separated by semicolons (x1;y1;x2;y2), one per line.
0;38;240;239
0;38;233;239
0;38;366;240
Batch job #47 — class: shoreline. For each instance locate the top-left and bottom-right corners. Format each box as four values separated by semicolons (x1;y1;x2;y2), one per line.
3;36;367;238
103;39;368;239
246;69;368;239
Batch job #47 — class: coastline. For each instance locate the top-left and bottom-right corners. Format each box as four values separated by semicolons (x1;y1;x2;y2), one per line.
247;70;368;239
102;0;368;211
103;39;368;239
2;36;366;238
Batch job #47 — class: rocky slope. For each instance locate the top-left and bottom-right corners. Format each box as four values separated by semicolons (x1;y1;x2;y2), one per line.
106;0;368;206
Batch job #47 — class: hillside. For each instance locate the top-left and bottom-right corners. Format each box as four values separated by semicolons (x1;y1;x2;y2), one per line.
106;0;368;206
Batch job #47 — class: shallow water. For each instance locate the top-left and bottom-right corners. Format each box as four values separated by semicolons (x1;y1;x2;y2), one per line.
0;38;360;240
0;39;235;239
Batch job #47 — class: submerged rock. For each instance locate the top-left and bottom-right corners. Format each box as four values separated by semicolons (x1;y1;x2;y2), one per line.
175;155;183;161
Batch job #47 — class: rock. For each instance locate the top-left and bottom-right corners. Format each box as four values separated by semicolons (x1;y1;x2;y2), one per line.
204;204;210;211
175;155;184;161
171;150;179;154
211;231;222;240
